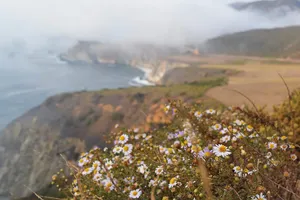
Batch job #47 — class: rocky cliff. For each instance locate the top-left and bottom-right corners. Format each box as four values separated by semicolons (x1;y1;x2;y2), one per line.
0;77;226;199
60;41;190;84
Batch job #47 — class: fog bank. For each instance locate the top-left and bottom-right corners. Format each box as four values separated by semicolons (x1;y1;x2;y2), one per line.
0;0;299;48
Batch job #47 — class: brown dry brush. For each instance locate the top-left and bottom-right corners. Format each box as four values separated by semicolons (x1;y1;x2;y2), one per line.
49;89;300;200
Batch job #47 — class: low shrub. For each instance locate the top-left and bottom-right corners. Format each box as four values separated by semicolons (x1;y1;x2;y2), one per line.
52;91;300;200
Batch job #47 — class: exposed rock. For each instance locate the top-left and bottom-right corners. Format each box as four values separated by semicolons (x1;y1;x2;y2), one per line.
0;89;172;198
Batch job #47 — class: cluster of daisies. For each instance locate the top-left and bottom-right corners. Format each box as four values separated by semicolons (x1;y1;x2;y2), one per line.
54;103;299;200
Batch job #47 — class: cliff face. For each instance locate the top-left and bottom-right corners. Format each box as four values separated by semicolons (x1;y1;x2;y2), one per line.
60;41;190;84
0;77;225;198
0;76;226;198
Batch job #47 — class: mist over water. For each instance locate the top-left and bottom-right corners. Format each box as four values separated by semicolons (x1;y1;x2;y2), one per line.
0;49;143;130
0;0;300;130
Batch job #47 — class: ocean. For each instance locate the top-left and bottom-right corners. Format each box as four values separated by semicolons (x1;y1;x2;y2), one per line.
0;51;144;131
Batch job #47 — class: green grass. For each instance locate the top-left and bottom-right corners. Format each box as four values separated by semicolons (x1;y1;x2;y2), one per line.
99;77;227;99
260;60;300;65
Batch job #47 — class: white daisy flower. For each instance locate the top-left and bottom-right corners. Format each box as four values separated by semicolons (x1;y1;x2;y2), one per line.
194;111;203;119
129;189;142;199
220;128;229;135
149;179;159;187
212;124;222;131
235;132;245;139
159;146;166;154
134;128;139;133
233;166;242;174
249;133;259;138
119;134;129;144
74;192;80;196
142;133;147;138
247;169;257;175
92;161;101;172
167;158;173;164
134;134;141;140
220;135;231;143
88;154;94;159
205;109;216;115
113;146;122;154
231;136;237;142
123;144;133;155
280;144;288;151
93;173;102;182
80;152;88;158
267;142;277;150
160;180;167;187
102;179;115;191
164;104;171;113
82;167;94;176
266;152;272;159
105;160;114;170
73;186;79;192
246;125;254;132
137;164;148;174
168;177;178;188
103;147;108;152
234;119;242;126
213;144;231;157
251;192;267;200
291;154;297;161
78;157;89;167
122;155;133;164
155;166;164;175
145;135;152;140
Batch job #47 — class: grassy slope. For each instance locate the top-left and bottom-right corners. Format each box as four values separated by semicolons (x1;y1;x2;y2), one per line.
11;77;227;200
204;26;300;58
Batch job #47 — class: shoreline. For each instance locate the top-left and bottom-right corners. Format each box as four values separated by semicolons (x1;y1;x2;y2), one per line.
129;66;156;86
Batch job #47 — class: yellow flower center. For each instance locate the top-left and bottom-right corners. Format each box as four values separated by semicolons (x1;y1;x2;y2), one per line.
84;168;90;172
93;164;98;168
269;144;275;149
219;145;227;152
120;135;125;141
123;146;129;152
235;166;241;171
258;198;264;200
204;152;211;157
281;136;287;140
170;178;176;184
247;125;253;130
132;191;138;196
106;182;112;188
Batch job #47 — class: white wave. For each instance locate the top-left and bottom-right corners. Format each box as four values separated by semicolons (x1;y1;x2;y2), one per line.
3;87;45;98
129;76;155;87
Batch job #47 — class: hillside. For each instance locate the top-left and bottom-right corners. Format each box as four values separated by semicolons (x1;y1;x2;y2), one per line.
59;41;194;84
0;76;225;199
230;0;300;17
204;26;300;58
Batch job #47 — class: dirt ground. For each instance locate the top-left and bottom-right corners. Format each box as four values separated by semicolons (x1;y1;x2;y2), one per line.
170;55;300;112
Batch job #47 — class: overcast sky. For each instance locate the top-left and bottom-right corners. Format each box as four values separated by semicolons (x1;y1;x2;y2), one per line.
0;0;298;47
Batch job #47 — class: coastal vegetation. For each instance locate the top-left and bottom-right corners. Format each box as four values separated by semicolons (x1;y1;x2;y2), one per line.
51;89;300;200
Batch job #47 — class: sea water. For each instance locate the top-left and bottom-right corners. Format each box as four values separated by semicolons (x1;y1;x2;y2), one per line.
0;51;144;130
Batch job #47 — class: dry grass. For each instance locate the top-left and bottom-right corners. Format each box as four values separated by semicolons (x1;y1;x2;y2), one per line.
204;63;300;111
